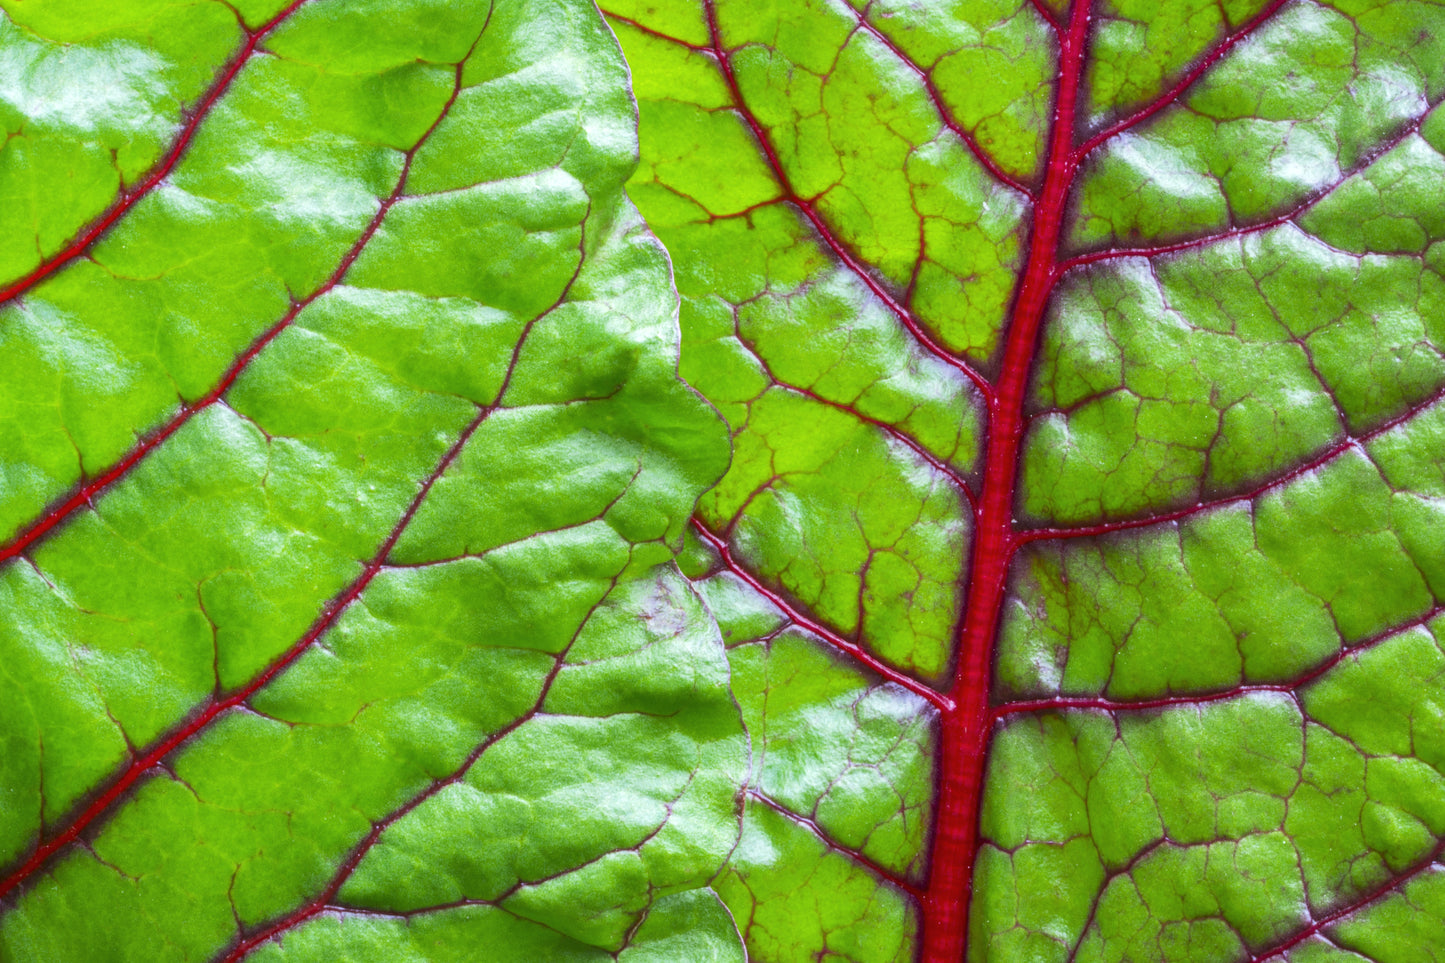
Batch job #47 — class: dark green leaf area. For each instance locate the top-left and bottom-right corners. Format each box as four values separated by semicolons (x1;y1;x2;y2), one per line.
1026;105;1445;526
607;0;1445;959
1071;1;1445;250
980;616;1445;961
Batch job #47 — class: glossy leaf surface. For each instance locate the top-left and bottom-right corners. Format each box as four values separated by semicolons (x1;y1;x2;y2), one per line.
0;1;739;960
606;0;1445;959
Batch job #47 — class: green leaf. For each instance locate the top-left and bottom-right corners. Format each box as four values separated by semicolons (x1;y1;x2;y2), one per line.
608;0;1445;960
0;0;738;960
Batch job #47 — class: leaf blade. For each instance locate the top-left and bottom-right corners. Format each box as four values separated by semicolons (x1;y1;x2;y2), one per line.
0;0;738;959
612;0;1445;958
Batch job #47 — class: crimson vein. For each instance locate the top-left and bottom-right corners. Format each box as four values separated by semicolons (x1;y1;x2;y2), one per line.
215;567;615;963
691;1;997;401
1014;381;1445;548
0;52;478;902
691;520;954;711
0;0;312;307
0;26;473;568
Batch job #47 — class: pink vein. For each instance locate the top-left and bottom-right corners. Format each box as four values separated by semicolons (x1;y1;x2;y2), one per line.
849;2;1035;198
0;0;311;306
1060;202;1303;273
608;0;1044;208
1059;838;1175;963
739;336;978;506
1059;100;1439;273
216;598;591;963
1014;381;1445;546
0;37;468;568
745;788;923;899
1025;0;1063;31
0;403;489;904
1250;839;1445;962
692;519;953;712
782;383;978;509
603;11;710;53
0;59;475;903
992;602;1445;719
1072;0;1292;160
696;1;996;402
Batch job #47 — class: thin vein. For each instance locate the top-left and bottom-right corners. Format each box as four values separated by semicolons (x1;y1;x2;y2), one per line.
603;10;709;52
746;788;923;898
742;341;978;507
1249;839;1445;962
1060;88;1436;272
699;0;997;401
992;602;1445;719
0;0;312;305
0;31;472;567
0;52;488;901
1026;0;1063;30
1059;51;1440;277
0;403;488;904
1014;382;1445;546
849;2;1036;198
1072;0;1292;160
215;595;593;963
691;519;953;711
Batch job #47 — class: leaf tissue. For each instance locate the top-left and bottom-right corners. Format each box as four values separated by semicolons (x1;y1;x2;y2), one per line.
3;0;1445;961
0;0;739;960
607;0;1445;959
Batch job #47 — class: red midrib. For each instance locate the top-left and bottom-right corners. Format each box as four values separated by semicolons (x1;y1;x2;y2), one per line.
919;0;1092;957
620;1;1442;957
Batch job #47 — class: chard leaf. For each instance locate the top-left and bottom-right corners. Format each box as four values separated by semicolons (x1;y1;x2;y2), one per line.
607;0;1445;960
0;1;738;960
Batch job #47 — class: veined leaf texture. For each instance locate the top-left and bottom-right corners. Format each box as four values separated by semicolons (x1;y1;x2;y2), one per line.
1;0;1443;961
